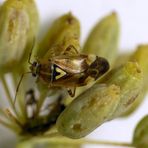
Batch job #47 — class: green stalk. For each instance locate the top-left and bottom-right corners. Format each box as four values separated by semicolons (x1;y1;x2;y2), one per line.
17;137;134;148
11;73;28;121
0;118;14;130
1;76;18;116
0;108;21;132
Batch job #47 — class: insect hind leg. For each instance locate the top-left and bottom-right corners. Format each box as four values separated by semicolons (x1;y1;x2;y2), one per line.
63;45;79;55
67;87;76;97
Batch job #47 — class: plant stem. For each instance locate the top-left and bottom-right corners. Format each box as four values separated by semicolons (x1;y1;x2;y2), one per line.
39;132;60;138
0;117;21;132
39;138;134;147
11;73;28;121
0;109;20;131
0;118;13;129
1;76;18;116
18;136;134;148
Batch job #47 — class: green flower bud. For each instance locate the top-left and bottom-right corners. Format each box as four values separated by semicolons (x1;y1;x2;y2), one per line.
99;62;143;118
56;62;142;139
119;45;148;116
57;84;120;139
83;12;119;66
37;13;80;58
133;115;148;148
130;45;148;89
0;0;39;73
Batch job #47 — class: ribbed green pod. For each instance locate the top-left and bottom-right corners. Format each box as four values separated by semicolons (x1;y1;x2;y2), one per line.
37;13;80;58
0;0;39;73
57;84;120;139
83;12;119;66
99;62;143;118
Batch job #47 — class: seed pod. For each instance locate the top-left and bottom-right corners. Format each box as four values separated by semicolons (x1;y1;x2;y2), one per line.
0;0;39;73
37;13;80;58
56;62;142;139
83;12;119;66
57;84;120;139
133;115;148;148
98;62;143;118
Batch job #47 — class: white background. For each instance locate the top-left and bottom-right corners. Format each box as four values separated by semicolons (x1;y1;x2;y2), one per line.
0;0;148;148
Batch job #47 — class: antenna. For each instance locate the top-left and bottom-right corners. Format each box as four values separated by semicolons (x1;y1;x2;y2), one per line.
13;37;36;106
13;72;32;106
28;37;36;65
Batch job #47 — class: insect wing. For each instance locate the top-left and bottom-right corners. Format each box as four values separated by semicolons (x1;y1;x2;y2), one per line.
53;55;89;74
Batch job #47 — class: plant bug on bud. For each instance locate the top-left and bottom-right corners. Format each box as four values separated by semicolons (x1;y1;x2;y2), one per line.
14;42;109;105
29;45;109;97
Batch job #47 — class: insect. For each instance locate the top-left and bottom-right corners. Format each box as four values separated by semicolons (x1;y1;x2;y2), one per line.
14;43;109;105
29;45;109;97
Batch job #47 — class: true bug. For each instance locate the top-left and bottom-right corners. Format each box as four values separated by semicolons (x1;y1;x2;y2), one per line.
29;45;109;97
14;43;109;105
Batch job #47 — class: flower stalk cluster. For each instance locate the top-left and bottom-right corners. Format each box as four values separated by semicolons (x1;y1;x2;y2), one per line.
0;0;147;148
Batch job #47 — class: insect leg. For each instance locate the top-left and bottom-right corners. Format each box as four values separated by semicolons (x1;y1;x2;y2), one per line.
63;45;79;55
67;87;76;97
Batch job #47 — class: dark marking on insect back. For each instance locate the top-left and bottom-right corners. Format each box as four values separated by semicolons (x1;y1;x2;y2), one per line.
87;56;109;80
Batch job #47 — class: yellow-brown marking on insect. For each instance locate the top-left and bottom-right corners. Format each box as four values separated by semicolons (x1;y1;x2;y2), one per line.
55;67;66;80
